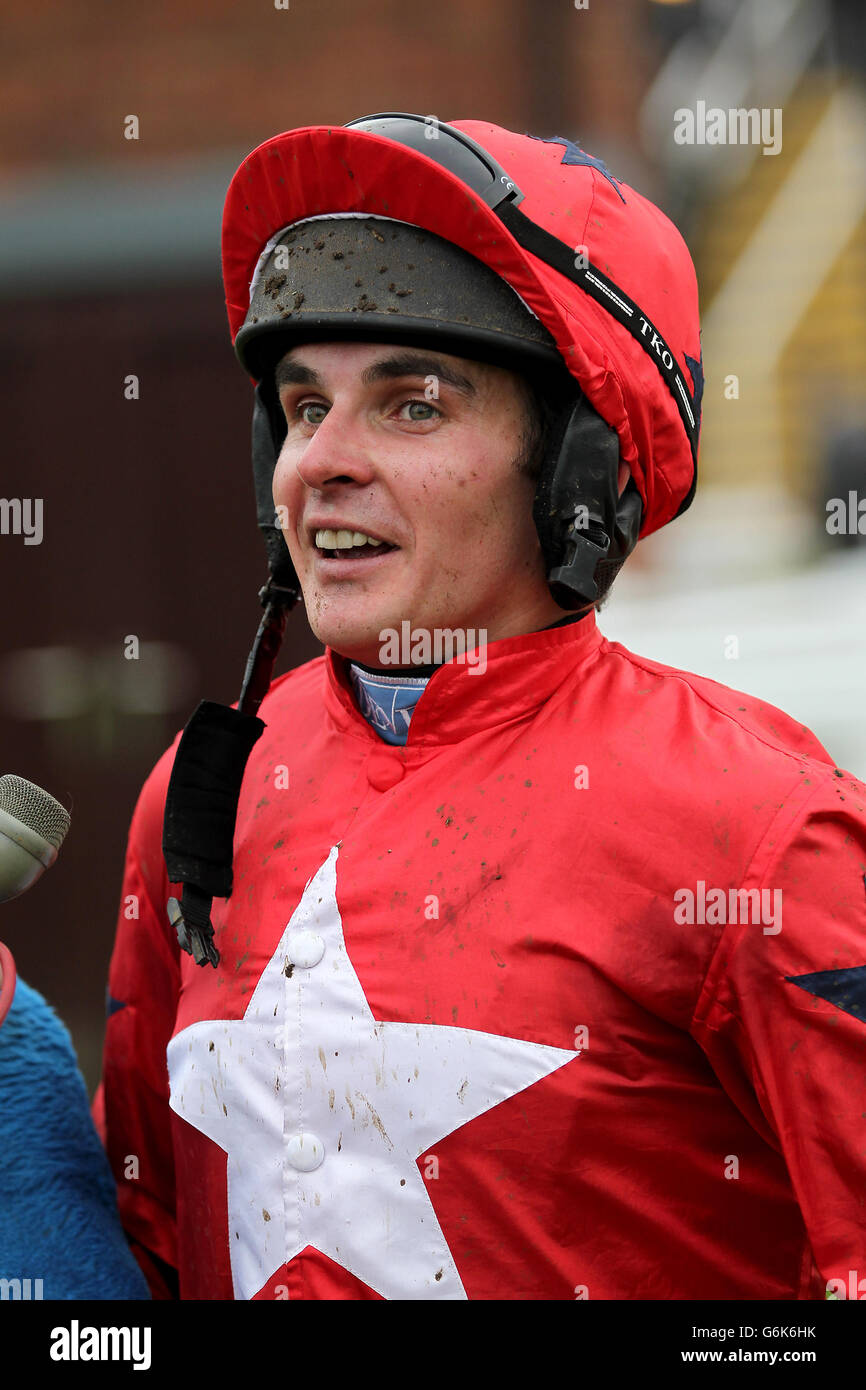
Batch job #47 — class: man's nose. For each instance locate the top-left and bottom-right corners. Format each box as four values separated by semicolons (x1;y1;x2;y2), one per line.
291;406;377;491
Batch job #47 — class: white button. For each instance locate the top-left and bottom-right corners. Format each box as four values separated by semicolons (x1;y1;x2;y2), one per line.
287;1132;324;1171
286;930;325;968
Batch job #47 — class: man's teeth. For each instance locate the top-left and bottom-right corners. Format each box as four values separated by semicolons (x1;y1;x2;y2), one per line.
315;529;386;550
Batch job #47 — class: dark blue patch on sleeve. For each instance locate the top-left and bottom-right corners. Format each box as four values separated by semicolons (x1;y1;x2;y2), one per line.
786;965;866;1023
106;988;126;1019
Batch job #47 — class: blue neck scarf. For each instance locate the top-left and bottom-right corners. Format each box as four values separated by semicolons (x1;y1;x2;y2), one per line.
347;665;433;746
346;614;587;746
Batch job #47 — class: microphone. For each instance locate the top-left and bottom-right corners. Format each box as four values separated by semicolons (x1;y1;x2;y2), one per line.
0;774;71;904
0;775;70;1026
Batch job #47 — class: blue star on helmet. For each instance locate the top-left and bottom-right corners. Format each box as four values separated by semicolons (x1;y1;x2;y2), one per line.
530;135;626;204
684;349;704;420
786;964;866;1024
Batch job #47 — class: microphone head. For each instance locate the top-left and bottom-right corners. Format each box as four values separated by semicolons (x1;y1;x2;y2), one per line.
0;775;71;850
0;776;71;903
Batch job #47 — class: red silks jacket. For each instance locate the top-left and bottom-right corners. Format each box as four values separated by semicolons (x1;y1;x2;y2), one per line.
95;615;866;1300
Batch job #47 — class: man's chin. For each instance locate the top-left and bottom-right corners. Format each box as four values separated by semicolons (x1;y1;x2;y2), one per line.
306;608;398;668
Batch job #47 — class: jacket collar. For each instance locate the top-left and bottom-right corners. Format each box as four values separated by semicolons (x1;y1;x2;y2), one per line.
323;611;603;748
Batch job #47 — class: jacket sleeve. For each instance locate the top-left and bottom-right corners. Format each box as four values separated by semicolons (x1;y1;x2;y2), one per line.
691;765;866;1299
94;738;182;1300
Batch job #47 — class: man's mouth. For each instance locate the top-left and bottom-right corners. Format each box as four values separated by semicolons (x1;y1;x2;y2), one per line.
313;528;398;561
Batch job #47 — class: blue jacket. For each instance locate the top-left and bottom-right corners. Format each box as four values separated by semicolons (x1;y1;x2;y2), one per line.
0;974;149;1299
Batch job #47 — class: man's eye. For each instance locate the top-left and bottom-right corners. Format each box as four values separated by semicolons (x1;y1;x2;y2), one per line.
397;399;440;422
287;397;438;425
294;400;329;426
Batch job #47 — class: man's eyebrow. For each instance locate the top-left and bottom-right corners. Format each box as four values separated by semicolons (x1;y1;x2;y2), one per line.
274;359;322;391
361;353;476;398
273;351;477;398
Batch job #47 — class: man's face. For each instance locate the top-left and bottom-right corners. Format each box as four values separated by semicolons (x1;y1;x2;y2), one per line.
272;340;572;666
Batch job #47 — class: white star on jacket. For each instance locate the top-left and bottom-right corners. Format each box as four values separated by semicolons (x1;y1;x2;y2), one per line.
167;845;579;1300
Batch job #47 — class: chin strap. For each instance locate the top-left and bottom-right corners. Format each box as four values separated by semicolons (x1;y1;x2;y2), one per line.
532;394;643;610
162;581;297;967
